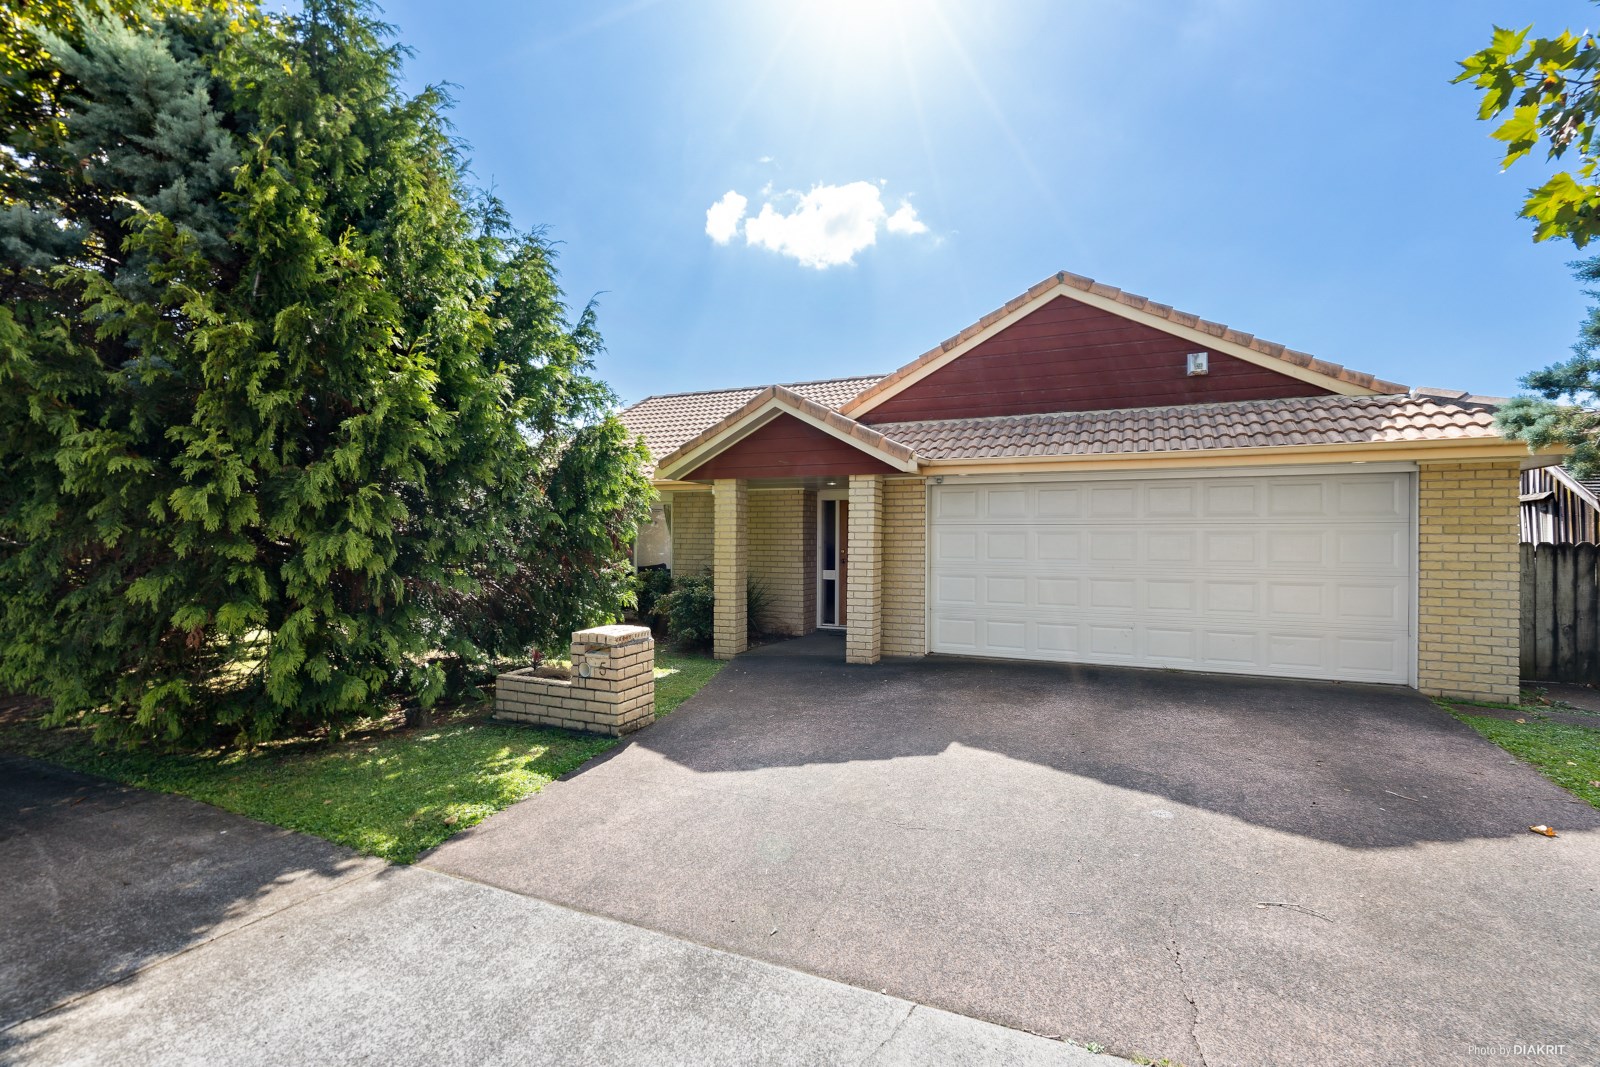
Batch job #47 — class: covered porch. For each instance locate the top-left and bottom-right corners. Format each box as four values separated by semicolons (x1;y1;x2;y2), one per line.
708;474;884;663
650;386;929;665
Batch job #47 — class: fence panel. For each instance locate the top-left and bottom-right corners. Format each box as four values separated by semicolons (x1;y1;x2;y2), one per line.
1521;543;1600;683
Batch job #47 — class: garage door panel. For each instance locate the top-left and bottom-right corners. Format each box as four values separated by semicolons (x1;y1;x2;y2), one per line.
934;477;1412;526
984;530;1029;561
934;575;1414;633
1334;528;1408;569
933;529;978;562
933;575;1400;631
928;472;1415;684
923;613;1411;683
984;576;1028;606
934;489;979;520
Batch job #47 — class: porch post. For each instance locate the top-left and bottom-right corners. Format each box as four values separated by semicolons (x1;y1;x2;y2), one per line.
846;474;882;664
713;478;748;660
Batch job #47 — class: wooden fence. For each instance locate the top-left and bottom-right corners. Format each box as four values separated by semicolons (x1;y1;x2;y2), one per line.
1521;543;1600;682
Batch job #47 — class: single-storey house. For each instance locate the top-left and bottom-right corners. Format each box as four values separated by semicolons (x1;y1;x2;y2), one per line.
619;272;1555;703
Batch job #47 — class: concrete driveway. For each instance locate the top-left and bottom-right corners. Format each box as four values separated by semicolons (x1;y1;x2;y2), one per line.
425;633;1600;1066
0;756;1112;1066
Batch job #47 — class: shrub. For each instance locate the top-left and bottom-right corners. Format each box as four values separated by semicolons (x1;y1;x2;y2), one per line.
655;575;769;649
746;579;772;638
657;575;714;648
634;566;674;629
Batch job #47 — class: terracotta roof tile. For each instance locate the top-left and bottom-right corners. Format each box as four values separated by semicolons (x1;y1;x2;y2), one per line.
650;385;917;478
617;376;883;468
870;394;1503;461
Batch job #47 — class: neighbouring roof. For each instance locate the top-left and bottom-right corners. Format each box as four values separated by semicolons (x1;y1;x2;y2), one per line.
869;394;1502;462
618;376;883;466
841;271;1410;416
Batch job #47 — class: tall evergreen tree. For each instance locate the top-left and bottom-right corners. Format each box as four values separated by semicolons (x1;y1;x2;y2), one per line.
0;0;651;745
1496;255;1600;477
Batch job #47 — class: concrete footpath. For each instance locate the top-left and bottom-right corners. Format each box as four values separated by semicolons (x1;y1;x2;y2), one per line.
0;757;1123;1066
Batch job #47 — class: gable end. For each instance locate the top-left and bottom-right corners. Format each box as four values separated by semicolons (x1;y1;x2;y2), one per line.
856;295;1333;424
682;413;903;480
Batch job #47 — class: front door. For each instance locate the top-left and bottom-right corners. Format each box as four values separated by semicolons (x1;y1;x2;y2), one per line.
818;495;848;628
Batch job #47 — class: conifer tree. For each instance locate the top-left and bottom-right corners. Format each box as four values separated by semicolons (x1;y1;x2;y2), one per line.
0;0;652;744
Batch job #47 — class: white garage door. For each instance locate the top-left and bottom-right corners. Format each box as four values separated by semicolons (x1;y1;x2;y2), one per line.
928;472;1415;684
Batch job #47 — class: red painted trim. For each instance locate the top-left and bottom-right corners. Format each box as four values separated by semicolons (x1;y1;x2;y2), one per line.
683;413;901;480
858;295;1331;424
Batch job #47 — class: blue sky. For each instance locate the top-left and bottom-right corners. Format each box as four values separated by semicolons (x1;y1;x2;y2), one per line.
378;0;1596;406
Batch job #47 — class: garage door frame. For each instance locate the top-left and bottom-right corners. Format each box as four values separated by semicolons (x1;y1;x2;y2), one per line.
923;462;1420;688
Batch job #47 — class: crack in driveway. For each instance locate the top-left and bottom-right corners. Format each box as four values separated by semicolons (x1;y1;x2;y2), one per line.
1165;937;1210;1067
860;1002;916;1064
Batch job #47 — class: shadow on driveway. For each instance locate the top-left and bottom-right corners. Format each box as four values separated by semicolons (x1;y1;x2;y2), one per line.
425;633;1600;1065
0;756;381;1047
612;632;1600;849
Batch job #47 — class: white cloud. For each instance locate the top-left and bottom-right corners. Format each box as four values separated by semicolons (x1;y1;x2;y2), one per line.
705;191;748;245
707;181;929;269
885;201;927;236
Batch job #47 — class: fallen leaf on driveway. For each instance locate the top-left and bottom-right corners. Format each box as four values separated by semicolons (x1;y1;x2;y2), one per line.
1529;825;1558;838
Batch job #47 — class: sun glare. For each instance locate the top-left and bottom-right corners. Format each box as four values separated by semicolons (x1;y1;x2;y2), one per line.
806;0;922;43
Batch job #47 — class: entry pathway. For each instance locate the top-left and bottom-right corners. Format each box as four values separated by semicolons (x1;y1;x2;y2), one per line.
425;634;1600;1066
0;756;1113;1067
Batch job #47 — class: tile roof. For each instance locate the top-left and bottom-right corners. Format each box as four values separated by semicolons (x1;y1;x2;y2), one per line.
618;376;883;466
653;385;919;478
869;394;1502;461
842;271;1409;415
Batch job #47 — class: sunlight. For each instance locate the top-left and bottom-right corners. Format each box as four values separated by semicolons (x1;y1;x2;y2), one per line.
805;0;920;45
762;0;952;76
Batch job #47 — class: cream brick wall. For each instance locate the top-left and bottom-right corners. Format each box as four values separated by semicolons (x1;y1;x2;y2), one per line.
493;625;655;736
670;490;714;576
1417;460;1521;703
846;474;883;664
750;489;811;636
882;477;927;656
712;479;748;659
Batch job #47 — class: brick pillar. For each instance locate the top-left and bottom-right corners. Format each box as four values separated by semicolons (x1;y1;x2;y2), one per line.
713;478;748;660
846;474;883;664
1416;460;1520;702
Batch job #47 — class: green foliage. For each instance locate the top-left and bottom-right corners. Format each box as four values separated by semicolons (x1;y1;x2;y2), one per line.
657;574;715;648
1495;255;1600;475
1457;14;1600;245
746;577;772;636
652;651;724;718
634;566;673;627
0;0;652;746
1453;713;1600;811
654;573;771;648
0;650;721;862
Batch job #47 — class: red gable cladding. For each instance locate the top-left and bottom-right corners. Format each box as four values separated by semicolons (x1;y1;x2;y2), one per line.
856;295;1332;424
683;413;901;480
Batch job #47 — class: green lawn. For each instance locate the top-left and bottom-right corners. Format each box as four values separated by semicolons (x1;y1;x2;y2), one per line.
1452;712;1600;812
1445;688;1600;813
0;649;722;864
